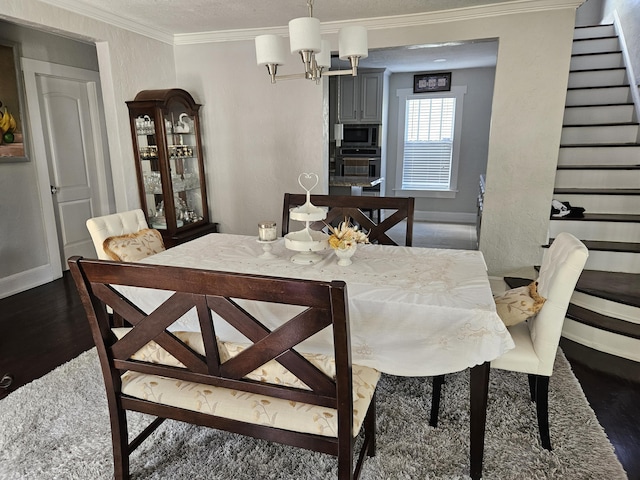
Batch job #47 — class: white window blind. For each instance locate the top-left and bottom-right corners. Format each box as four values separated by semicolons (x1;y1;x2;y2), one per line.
402;97;456;190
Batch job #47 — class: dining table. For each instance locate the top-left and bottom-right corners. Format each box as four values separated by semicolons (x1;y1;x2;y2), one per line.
127;233;514;479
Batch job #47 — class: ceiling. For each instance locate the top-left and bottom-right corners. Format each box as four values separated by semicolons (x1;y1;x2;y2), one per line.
37;0;528;71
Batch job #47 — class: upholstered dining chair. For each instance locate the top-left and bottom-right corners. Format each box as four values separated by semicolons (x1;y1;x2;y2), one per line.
86;209;164;261
282;193;415;247
430;232;588;450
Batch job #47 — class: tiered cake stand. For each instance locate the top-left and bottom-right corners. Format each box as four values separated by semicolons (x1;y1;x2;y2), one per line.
284;173;329;264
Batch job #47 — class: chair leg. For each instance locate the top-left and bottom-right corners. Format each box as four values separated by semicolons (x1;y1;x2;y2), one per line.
111;408;130;480
430;375;445;427
534;375;552;450
366;393;377;457
528;374;536;402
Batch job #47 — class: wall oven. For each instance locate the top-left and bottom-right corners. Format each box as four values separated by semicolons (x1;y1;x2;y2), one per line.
335;146;382;194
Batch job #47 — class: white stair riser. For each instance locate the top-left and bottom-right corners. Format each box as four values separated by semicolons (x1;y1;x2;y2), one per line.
558;146;640;165
571;53;624;70
549;220;640;242
568;69;627;88
562;319;640;362
555;169;640;189
583;249;640;274
553;194;640;215
573;25;616;39
563;105;635;125
572;37;619;54
566;86;631;105
561;125;638;144
571;291;640;324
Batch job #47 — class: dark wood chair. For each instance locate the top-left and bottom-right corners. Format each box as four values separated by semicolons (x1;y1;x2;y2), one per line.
68;256;379;480
282;194;415;246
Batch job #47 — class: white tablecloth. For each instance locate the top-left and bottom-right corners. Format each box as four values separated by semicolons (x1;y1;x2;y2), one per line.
126;233;513;377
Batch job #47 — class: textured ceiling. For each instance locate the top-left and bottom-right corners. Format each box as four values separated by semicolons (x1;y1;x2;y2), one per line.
40;0;518;35
38;0;511;71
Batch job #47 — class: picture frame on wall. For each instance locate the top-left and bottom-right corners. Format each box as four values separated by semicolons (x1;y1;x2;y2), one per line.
413;72;452;93
0;42;29;163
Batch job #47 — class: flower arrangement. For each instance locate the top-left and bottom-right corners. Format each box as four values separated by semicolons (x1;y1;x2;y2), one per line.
326;218;369;250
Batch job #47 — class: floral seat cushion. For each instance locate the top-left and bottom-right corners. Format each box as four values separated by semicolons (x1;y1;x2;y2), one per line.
114;331;379;437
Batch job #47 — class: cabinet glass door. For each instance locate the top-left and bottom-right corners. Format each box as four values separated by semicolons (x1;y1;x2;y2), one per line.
134;112;165;228
164;107;204;227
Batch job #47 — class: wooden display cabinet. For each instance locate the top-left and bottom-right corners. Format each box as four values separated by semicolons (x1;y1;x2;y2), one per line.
127;89;217;247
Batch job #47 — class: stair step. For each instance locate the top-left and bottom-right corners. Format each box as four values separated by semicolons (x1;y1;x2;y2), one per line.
506;270;640;309
558;144;640;165
566;304;640;339
561;124;639;144
549;217;640;243
568;68;628;88
552;193;640;215
575;270;640;309
557;164;640;170
553;188;640;195
554;239;640;254
573;24;616;40
555;169;640;189
572;37;620;55
571;52;624;70
566;86;631;105
563;104;635;125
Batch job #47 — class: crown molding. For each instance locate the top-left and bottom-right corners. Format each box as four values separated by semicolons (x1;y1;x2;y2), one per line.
174;0;583;45
38;0;175;44
39;0;583;47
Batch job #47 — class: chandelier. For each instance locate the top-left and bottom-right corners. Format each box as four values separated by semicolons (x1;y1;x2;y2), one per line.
255;0;368;84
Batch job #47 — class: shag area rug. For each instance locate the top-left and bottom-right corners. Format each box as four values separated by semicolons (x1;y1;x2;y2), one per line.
0;348;627;479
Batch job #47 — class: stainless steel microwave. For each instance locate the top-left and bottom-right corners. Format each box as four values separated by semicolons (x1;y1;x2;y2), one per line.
342;125;378;147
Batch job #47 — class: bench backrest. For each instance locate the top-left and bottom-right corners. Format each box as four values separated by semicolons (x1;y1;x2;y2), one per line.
69;256;352;410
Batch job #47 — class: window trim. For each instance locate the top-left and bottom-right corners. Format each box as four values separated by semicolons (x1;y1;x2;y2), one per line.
394;86;467;198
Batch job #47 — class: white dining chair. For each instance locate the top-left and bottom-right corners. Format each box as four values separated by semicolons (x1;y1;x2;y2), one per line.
86;209;150;260
431;232;588;450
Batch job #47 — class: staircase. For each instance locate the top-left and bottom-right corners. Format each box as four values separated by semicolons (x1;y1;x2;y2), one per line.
550;24;640;362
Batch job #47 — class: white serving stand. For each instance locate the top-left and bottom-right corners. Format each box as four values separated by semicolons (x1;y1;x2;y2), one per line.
284;173;329;264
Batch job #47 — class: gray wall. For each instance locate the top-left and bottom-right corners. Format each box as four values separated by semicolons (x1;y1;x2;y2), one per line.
0;20;98;279
386;67;496;219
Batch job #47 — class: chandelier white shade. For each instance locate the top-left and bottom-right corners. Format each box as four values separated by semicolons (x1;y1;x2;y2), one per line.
255;35;287;66
289;17;321;54
255;0;368;84
339;26;368;60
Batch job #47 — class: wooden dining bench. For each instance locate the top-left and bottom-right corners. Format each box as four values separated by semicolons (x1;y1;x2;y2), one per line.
68;256;380;480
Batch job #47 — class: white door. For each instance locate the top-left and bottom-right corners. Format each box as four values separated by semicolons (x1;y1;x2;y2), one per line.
23;59;112;274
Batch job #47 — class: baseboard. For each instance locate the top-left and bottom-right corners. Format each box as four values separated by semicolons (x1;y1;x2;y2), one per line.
0;265;59;299
413;210;477;224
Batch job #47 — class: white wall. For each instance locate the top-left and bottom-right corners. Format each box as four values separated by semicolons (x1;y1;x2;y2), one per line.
174;41;327;235
0;0;175;296
601;0;640;86
175;7;577;275
1;0;177;214
0;20;99;281
1;1;580;287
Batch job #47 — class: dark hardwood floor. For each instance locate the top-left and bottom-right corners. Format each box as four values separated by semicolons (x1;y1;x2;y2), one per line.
1;272;639;479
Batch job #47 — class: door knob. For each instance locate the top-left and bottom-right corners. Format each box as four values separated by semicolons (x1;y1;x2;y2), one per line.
50;185;59;194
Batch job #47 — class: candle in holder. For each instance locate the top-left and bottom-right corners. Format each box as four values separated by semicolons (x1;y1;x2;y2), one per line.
258;221;277;241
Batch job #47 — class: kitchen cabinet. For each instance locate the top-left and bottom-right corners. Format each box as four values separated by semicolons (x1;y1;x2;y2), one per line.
126;88;217;247
338;70;384;124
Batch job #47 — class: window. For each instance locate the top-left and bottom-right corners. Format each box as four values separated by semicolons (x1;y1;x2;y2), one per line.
395;86;466;197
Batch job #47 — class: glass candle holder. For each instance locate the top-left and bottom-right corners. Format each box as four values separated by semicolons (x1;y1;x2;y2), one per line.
258;221;277;241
